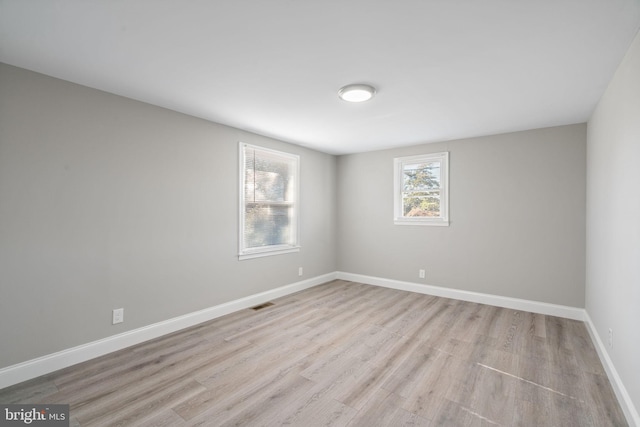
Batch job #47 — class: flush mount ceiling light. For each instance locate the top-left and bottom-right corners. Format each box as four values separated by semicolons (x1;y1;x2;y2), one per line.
338;84;376;102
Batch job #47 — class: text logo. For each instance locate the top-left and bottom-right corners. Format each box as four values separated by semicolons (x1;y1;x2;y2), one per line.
1;405;69;426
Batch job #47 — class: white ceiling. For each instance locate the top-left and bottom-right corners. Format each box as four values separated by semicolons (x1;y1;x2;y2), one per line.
1;1;639;155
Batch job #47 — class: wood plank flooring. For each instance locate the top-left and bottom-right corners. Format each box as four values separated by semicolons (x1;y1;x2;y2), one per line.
0;280;627;426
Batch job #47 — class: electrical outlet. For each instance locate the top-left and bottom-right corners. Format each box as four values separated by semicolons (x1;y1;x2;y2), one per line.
112;308;124;325
419;269;425;279
608;328;613;348
298;267;303;276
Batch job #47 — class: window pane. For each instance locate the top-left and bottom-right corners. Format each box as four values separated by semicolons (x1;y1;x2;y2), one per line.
245;149;294;203
402;190;441;217
403;161;441;191
244;204;292;248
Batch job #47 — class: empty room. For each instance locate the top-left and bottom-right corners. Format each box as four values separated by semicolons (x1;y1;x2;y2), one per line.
1;1;639;426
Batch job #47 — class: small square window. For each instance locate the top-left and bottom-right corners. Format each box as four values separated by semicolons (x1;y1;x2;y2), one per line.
394;152;449;226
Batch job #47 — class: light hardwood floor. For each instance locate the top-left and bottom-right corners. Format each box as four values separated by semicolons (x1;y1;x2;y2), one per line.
0;280;627;426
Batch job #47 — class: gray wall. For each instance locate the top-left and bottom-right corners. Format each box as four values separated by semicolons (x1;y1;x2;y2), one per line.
586;30;640;415
0;63;337;368
337;125;587;307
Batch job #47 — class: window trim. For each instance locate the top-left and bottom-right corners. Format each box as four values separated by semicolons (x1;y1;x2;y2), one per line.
393;151;449;226
238;142;300;260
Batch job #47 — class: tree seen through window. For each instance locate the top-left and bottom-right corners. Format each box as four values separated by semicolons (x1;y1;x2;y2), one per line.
402;162;441;217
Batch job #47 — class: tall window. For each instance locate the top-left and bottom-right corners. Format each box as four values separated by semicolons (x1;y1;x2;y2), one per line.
239;143;300;259
394;152;449;226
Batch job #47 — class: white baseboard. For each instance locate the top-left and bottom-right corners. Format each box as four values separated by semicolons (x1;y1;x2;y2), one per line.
0;272;337;390
584;312;639;427
336;271;586;320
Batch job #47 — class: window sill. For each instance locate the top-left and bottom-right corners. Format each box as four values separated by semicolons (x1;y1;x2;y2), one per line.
238;246;300;261
394;218;449;227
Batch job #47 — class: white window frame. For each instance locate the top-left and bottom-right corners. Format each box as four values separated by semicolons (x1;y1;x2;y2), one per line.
239;142;300;260
394;152;449;226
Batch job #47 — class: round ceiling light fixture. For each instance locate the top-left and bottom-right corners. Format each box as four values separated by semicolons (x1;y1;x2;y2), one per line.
338;84;376;102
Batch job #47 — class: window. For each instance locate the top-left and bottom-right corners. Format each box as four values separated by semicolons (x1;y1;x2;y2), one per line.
239;143;300;259
394;152;449;226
